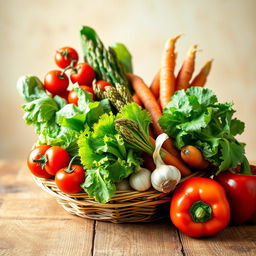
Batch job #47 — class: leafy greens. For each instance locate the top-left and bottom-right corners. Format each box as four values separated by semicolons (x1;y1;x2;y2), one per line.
159;87;250;174
78;112;142;203
18;76;110;157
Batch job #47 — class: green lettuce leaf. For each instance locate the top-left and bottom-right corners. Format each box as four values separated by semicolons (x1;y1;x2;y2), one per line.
56;85;109;132
117;103;151;135
17;75;48;102
53;95;67;109
159;87;249;174
219;139;245;172
81;168;116;204
22;96;58;125
78;112;142;203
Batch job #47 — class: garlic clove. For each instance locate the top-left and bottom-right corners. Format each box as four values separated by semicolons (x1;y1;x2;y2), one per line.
151;165;181;193
116;179;131;191
129;167;152;192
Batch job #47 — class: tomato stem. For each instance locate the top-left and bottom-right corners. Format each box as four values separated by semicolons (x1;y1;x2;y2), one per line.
189;201;212;223
63;155;79;173
61;49;70;59
60;60;77;77
32;153;48;169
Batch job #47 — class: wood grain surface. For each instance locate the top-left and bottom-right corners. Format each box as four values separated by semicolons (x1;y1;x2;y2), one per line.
0;160;255;256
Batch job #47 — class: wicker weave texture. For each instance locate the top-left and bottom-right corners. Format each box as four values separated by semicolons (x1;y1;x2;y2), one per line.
33;171;203;223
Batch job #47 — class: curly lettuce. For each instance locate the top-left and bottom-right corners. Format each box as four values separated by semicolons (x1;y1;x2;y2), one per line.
78;113;142;203
159;87;250;174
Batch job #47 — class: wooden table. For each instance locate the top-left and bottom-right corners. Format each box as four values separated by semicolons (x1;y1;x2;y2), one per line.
0;160;255;256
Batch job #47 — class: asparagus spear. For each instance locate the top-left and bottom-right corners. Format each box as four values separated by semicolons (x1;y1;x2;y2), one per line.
80;26;133;110
115;118;154;154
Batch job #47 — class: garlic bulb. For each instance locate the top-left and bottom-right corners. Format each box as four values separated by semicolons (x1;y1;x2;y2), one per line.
151;164;181;193
129;167;152;191
151;133;181;193
116;179;131;191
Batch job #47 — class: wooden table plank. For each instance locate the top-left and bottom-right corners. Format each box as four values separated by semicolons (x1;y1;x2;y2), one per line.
0;161;73;219
0;160;94;256
0;218;93;256
1;160;256;256
180;225;256;256
93;220;183;256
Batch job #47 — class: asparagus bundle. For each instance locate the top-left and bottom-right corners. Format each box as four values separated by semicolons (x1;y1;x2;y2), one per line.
80;26;133;110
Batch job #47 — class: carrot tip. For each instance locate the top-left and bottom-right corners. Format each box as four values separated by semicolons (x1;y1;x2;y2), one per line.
188;45;198;56
165;34;181;49
202;60;213;75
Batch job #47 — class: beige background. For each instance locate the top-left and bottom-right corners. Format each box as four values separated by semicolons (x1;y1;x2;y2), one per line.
0;0;255;160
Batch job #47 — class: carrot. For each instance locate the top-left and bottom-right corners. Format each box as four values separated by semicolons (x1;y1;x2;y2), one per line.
149;136;191;176
132;94;143;107
160;35;180;109
150;70;160;99
142;153;156;171
181;145;209;169
128;73;179;157
190;59;213;87
175;45;197;91
149;125;155;138
128;73;163;136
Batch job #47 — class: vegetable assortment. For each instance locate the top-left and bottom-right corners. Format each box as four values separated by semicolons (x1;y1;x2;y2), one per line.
17;25;255;238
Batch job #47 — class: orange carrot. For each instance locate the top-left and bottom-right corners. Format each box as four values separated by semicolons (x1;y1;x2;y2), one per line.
132;94;143;107
181;145;209;169
142;152;156;171
160;35;180;109
128;73;179;157
128;73;163;136
175;45;197;91
149;136;191;176
150;70;160;99
190;60;213;87
149;125;155;138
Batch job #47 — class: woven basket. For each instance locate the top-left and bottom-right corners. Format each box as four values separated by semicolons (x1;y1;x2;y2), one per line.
33;171;206;223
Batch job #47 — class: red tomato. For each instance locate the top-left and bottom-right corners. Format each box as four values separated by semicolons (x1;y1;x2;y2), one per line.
27;145;52;178
70;63;95;85
68;85;96;105
96;80;112;91
44;146;70;175
44;70;69;95
55;47;79;69
55;165;85;194
58;90;69;101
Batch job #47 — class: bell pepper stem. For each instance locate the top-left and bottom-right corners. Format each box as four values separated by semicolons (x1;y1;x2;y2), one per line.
189;201;212;223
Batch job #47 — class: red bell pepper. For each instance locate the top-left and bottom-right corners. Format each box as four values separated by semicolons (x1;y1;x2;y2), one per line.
215;165;256;225
170;177;230;237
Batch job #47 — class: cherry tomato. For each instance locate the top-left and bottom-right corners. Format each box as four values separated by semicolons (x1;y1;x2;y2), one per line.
44;146;70;175
96;80;112;91
55;47;79;69
27;145;52;178
55;165;85;194
68;85;96;105
44;70;69;95
58;90;69;101
70;63;95;85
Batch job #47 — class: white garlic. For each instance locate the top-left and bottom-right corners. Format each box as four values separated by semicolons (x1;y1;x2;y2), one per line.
151;133;181;193
116;179;131;191
129;167;152;191
151;164;181;193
